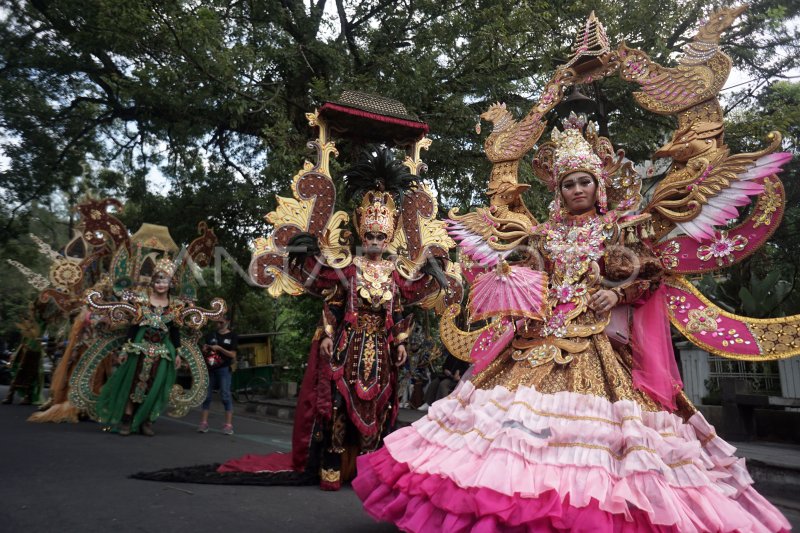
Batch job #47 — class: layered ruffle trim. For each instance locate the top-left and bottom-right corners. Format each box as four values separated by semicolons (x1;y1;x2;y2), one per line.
358;381;789;532
355;448;681;533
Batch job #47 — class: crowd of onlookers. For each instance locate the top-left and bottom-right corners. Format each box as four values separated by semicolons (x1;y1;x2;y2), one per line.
396;330;469;412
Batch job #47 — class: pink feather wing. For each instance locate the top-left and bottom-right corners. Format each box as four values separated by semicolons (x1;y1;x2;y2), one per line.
678;151;791;241
446;218;509;268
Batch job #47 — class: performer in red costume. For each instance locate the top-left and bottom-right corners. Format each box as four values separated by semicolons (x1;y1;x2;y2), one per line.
220;147;447;490
132;93;462;489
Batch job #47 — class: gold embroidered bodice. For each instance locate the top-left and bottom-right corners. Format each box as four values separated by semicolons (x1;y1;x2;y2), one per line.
353;256;395;311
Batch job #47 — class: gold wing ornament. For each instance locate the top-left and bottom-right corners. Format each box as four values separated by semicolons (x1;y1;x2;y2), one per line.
7;196;132;318
445;207;533;271
616;6;746;124
439;304;491;362
444;7;799;364
249;111;351;298
617;4;791;246
616;6;799;362
389;139;463;310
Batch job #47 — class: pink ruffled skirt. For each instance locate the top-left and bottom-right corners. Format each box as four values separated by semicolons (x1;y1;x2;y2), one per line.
353;381;790;532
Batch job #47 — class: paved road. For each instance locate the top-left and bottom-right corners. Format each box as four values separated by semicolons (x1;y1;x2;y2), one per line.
0;393;396;533
2;386;798;532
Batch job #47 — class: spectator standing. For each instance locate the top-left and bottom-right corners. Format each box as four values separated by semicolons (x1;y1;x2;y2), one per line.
197;316;238;435
417;349;469;411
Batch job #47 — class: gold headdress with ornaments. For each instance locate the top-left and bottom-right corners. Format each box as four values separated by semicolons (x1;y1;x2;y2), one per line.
344;146;418;244
152;256;177;279
552;115;604;186
356;191;397;241
531;112;640;217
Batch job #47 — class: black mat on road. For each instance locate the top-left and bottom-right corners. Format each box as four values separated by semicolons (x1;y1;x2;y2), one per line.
131;464;318;486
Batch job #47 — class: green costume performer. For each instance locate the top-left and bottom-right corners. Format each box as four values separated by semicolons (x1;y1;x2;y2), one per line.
69;230;226;437
95;285;184;435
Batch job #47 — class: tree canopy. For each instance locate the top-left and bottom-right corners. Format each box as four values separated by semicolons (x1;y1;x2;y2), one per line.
2;0;799;365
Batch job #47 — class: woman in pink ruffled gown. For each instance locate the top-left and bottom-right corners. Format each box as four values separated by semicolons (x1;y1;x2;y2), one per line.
353;117;790;532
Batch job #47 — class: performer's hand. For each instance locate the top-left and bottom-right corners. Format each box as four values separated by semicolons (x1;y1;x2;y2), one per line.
396;344;408;367
320;337;333;357
590;289;619;314
175;356;182;369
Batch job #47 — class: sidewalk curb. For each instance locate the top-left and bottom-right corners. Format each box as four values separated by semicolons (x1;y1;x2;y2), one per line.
747;459;800;497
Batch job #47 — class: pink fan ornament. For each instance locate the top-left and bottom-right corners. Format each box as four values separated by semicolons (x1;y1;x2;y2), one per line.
468;261;548;323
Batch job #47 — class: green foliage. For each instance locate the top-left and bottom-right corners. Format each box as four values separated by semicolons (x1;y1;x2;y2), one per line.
3;0;798;222
0;205;72;341
272;296;323;382
2;0;800;360
738;271;794;317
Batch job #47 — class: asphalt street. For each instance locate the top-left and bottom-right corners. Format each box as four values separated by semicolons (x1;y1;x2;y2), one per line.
0;390;397;533
2;386;798;532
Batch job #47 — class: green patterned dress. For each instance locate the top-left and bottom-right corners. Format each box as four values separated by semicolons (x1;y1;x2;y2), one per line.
96;301;181;432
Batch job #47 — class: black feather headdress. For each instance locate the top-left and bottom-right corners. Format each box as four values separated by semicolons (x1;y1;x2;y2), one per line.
343;145;420;206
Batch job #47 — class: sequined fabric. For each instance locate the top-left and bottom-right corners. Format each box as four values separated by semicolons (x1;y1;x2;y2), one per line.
473;211;677;414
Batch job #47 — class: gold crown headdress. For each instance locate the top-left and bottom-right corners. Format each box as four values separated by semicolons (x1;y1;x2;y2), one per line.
533;112;610;216
552;114;604;186
356;191;397;240
344;145;419;242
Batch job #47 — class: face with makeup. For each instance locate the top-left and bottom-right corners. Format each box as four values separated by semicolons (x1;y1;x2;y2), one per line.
560;171;598;215
152;273;171;296
363;231;388;258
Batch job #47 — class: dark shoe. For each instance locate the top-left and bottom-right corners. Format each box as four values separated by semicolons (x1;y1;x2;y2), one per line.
140;421;155;437
118;423;131;436
19;397;33;406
